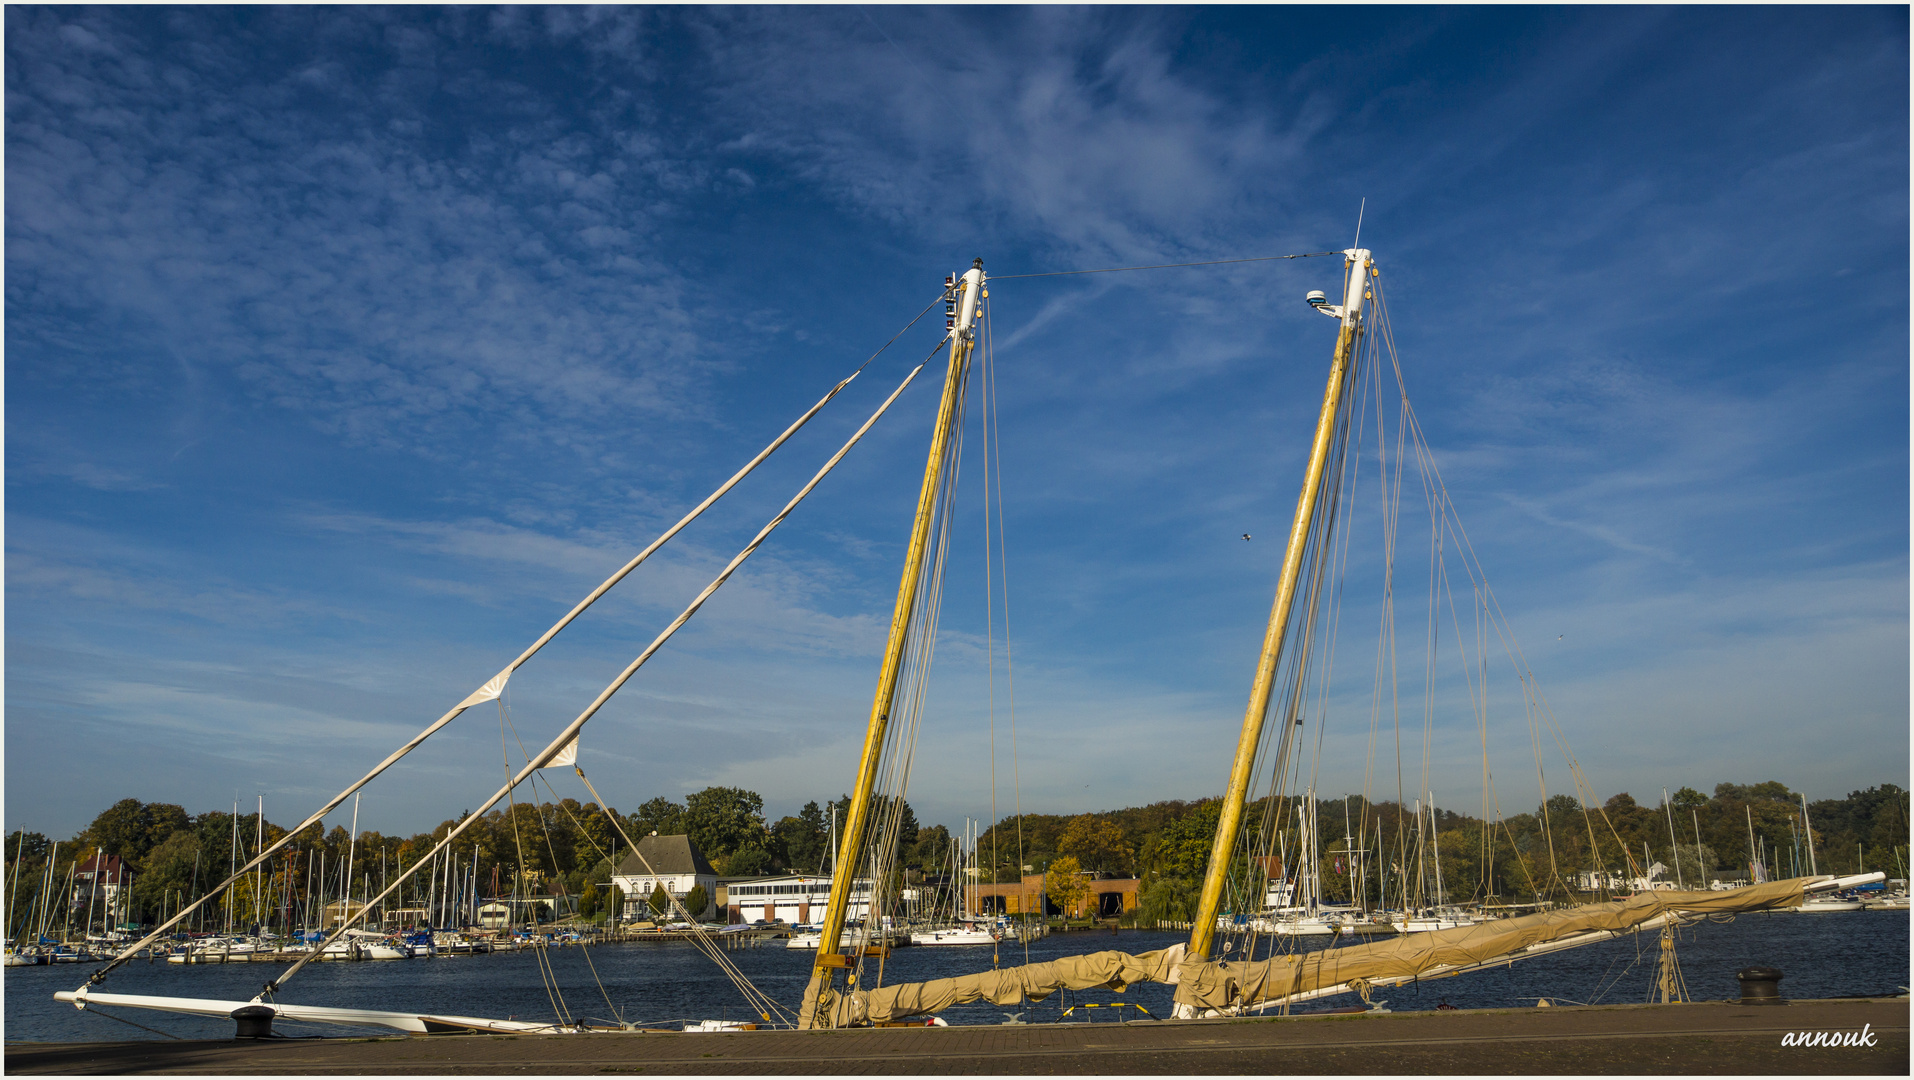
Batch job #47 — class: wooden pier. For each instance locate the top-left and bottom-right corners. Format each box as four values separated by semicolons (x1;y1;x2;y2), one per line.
7;998;1905;1075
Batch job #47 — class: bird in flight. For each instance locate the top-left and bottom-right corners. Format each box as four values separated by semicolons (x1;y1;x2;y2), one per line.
1242;533;1252;541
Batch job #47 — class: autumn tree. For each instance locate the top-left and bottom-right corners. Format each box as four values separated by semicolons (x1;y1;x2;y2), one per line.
1058;814;1132;874
1045;856;1090;917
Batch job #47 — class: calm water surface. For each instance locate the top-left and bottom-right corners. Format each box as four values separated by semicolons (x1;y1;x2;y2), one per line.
7;912;1906;1042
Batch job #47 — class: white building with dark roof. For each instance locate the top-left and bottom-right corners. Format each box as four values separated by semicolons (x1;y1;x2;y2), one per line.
611;834;718;920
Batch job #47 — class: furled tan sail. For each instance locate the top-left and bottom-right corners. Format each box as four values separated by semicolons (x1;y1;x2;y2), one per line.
1172;879;1807;1013
820;946;1187;1028
822;879;1813;1025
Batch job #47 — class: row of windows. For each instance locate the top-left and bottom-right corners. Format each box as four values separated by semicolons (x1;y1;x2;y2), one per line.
732;883;824;896
730;882;870;897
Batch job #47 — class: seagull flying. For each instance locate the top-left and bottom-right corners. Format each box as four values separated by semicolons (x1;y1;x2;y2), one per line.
1242;533;1252;541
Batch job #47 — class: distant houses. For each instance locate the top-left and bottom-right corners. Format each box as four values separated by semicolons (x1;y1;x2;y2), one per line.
72;853;134;928
612;834;718;920
72;854;128;909
476;896;575;928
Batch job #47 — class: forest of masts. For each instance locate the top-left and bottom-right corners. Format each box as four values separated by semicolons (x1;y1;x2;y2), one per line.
7;779;1907;938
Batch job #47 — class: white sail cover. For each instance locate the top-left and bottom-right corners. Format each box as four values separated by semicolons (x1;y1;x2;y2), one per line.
546;735;579;769
456;668;512;710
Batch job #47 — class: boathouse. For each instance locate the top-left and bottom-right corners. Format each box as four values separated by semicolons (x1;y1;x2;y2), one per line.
611;834;718;920
722;874;873;925
968;872;1140;918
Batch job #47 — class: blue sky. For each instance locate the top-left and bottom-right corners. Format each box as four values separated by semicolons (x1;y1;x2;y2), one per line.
6;7;1907;841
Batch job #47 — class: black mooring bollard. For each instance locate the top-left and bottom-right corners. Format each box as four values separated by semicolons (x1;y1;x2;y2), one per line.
1736;966;1784;1005
231;1004;277;1038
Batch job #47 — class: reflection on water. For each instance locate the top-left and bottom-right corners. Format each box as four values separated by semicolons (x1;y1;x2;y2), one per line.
7;911;1906;1042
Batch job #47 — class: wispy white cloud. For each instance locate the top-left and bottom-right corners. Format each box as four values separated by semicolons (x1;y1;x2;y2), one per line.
5;8;715;469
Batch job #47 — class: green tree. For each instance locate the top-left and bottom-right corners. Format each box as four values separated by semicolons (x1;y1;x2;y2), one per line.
129;829;200;921
579;882;601;919
1138;799;1221;885
718;847;773;876
685;884;709;920
649;884;670;916
907;824;952;876
85;800;191;864
1138;877;1195;925
783;801;829;871
683;787;766;859
632;797;686;839
5;831;51;872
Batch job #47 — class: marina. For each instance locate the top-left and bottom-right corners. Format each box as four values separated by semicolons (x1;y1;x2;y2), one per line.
6;915;1906;1044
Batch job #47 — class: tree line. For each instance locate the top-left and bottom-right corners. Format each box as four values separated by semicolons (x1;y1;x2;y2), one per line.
2;786;954;930
971;782;1909;923
5;779;1905;930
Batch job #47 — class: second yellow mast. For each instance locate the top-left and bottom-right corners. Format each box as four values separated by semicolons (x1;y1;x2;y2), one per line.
796;259;984;1030
1185;249;1372;969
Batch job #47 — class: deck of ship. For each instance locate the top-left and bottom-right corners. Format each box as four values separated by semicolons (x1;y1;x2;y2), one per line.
6;998;1906;1074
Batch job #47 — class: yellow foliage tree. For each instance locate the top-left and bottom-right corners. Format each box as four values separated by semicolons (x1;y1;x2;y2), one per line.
1057;815;1133;874
1045;856;1090;918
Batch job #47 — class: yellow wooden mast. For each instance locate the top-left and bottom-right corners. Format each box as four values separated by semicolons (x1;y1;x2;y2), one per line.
1186;249;1372;966
797;259;984;1030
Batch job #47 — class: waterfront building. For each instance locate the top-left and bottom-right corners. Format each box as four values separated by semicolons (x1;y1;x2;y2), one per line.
71;854;128;911
475;896;574;928
611;834;718;920
969;872;1140;919
724;874;872;925
321;899;368;928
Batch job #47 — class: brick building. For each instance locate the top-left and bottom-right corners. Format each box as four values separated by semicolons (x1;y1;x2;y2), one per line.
967;872;1139;919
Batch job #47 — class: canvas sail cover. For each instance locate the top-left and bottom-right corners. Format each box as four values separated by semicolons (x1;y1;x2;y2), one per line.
821;947;1187;1028
1171;878;1806;1012
821;878;1808;1025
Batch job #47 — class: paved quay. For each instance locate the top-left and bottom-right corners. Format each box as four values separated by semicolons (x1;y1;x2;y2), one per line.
7;999;1906;1075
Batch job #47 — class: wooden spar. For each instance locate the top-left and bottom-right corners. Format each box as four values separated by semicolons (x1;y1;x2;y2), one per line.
797;260;984;1030
1186;249;1371;965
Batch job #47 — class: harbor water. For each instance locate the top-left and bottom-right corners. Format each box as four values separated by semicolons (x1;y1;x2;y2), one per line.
6;911;1906;1043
